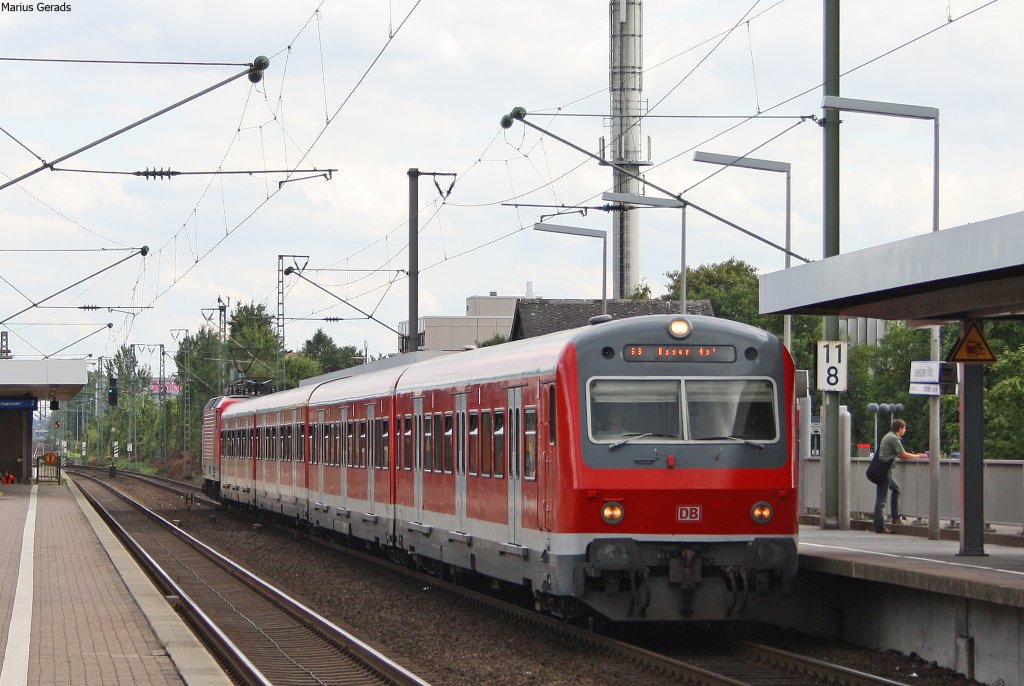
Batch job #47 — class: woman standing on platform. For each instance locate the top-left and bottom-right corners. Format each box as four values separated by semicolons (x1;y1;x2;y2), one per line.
874;419;926;533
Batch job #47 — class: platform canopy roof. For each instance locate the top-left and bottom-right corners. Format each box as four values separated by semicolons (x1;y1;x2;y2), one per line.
0;359;88;402
759;210;1024;325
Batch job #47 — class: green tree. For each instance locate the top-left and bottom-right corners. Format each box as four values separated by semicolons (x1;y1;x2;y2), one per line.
627;279;653;300
841;322;932;449
173;327;227;458
300;329;361;373
984;346;1024;458
478;333;508;347
228;302;282;390
284;353;323;389
664;258;820;371
666;258;777;330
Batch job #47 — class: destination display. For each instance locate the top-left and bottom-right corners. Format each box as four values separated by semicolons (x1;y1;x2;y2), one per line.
623;344;736;362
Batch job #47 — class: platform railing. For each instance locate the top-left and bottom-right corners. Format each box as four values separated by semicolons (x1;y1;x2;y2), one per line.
800;455;1024;532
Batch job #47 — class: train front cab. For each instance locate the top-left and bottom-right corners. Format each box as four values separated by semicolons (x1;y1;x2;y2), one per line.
542;315;798;623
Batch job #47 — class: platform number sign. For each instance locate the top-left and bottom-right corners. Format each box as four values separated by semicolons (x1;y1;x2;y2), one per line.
816;341;848;392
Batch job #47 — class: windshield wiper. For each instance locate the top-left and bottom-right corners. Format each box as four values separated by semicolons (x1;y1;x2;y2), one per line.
698;435;765;450
608;433;652;450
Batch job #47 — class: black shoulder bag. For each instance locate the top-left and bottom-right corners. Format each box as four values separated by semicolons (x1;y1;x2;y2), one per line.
865;450;889;485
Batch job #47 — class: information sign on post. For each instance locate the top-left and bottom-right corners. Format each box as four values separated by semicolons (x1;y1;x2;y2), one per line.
816;341;848;392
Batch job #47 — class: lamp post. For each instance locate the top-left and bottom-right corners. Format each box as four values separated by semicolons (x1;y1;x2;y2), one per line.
533;222;608;315
822;95;941;541
867;402;905;452
600;192;687;313
693;151;792;349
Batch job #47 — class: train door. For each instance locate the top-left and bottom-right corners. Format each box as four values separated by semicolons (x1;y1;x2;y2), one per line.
541;382;555;531
454;393;468;533
317;409;326;509
274;411;282;499
413;396;425;523
366;404;376;515
260;413;270;498
287;408;299;502
506;386;523;546
340;407;349;511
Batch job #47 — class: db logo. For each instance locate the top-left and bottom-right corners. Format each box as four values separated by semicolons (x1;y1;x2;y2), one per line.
676;505;702;522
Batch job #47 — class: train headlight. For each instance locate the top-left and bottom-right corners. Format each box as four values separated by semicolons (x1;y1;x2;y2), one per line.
668;318;691;339
751;501;774;524
600;501;625;525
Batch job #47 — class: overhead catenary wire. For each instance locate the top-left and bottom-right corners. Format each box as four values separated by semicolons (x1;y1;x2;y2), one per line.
255;0;1002;340
0;64;265;193
9;0;999;359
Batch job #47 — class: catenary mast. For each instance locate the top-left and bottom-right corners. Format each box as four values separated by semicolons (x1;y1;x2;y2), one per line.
609;0;645;297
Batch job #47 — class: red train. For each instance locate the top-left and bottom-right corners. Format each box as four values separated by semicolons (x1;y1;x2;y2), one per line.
202;314;798;623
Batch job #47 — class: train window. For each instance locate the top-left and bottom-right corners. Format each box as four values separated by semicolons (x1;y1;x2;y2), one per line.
524;407;537;480
311;423;320;464
320;423;328;465
547;384;556;446
359;420;368;468
433;413;444;473
347;421;356;467
375;416;382;468
379;418;389;469
685;379;777;442
480;410;492;477
423;414;434;472
589;379;682;442
283;425;292;462
493;410;505;478
393;415;401;470
403;415;413;470
468;411;479;476
334;421;341;467
443;413;454;473
298;423;306;463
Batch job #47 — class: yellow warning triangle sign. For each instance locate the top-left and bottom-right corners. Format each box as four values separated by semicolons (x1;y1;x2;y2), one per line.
946;320;997;364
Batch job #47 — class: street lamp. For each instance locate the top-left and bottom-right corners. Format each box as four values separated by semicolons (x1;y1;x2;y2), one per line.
600;192;687;314
533;222;608;315
823;95;941;539
866;402;905;452
693;150;792;349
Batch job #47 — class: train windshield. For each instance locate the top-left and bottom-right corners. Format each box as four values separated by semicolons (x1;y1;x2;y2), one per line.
588;377;777;445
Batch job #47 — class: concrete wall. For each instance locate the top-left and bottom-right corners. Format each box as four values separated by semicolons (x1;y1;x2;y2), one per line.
422;316;512;350
777;569;1022;685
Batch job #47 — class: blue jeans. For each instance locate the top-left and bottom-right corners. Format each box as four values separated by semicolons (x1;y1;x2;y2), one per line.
873;466;901;531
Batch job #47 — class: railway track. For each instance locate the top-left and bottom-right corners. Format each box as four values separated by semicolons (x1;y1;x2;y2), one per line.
70;472;430;686
80;471;913;686
319;542;909;686
219;493;904;685
69;464;214;505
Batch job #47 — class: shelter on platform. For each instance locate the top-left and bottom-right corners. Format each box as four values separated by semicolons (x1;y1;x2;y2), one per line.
0;359;87;481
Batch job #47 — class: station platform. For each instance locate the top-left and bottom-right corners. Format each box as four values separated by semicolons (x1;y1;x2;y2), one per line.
0;480;231;686
794;520;1024;685
799;519;1024;606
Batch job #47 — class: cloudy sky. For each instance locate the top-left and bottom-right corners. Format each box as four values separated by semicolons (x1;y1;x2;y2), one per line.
1;0;1020;377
